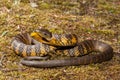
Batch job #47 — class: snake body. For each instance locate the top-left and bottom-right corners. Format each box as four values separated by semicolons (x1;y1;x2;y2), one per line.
11;29;113;68
11;33;56;57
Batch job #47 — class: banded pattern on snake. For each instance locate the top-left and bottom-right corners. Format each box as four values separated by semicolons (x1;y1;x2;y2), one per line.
11;29;113;68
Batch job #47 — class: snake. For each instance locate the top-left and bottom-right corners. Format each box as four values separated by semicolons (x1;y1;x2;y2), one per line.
11;29;113;68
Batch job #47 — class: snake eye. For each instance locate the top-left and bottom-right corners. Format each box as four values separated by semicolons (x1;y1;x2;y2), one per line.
43;32;48;36
42;32;51;38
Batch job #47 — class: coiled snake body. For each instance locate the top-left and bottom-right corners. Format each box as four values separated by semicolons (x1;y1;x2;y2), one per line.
11;29;113;68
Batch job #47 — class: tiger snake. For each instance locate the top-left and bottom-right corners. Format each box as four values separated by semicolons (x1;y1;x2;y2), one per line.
11;29;113;68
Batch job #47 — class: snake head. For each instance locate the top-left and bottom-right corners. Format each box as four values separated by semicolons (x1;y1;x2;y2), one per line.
30;29;52;42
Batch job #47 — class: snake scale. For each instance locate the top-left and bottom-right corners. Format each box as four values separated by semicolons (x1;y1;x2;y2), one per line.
11;29;113;68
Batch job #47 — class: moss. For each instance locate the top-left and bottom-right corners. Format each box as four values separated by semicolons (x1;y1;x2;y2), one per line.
38;2;52;9
0;0;12;8
94;29;115;35
0;0;119;79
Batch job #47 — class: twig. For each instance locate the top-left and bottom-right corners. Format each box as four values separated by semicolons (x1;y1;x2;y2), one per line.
0;52;6;67
0;31;8;37
1;68;27;72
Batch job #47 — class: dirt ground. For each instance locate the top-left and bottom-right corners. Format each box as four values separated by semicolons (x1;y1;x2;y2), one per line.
0;0;120;80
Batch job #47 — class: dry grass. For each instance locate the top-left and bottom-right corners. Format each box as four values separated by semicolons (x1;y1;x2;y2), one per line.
0;0;120;80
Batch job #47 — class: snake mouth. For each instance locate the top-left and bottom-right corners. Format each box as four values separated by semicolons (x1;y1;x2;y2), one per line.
31;31;52;42
41;37;50;42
